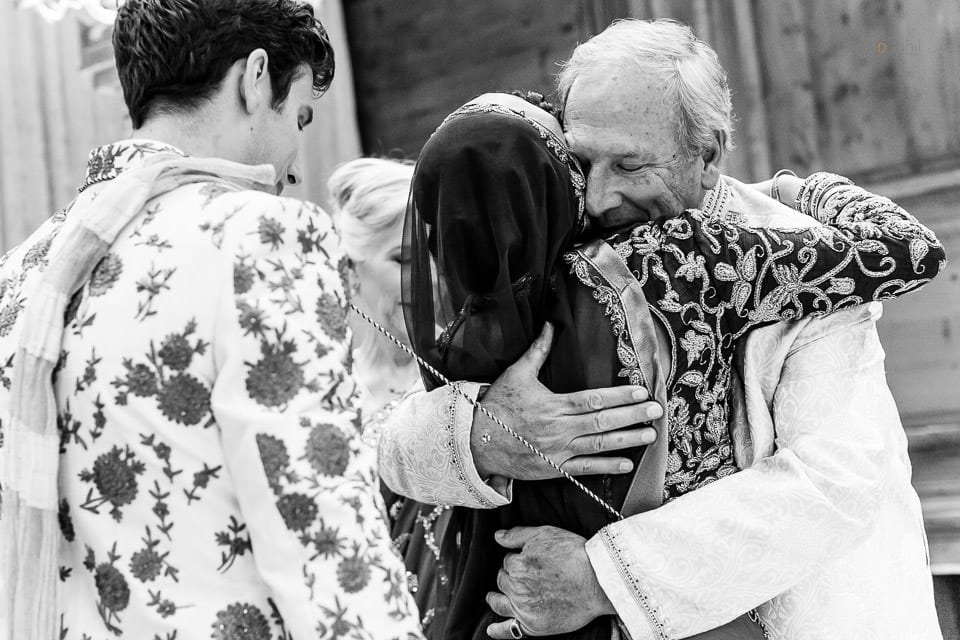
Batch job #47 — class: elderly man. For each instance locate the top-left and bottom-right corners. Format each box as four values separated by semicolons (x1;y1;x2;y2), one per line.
0;1;423;639
378;18;942;640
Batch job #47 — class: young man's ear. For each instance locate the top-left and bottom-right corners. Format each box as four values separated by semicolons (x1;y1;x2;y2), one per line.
239;48;271;115
699;130;726;190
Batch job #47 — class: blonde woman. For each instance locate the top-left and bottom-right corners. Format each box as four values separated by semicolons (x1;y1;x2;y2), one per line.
328;158;447;634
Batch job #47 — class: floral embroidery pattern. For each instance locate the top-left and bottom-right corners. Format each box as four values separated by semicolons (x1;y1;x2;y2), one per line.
0;139;422;639
245;331;313;410
89;253;123;297
568;174;945;500
212;602;272;640
85;543;132;634
78;445;146;521
112;320;213;427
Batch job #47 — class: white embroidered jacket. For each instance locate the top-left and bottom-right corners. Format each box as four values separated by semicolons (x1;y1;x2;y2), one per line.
377;177;942;640
0;140;423;640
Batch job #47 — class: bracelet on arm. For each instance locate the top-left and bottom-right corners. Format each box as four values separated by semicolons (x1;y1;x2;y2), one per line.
770;169;797;204
795;172;854;222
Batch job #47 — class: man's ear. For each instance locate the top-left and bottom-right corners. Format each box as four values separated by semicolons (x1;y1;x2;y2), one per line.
239;48;271;115
699;130;726;190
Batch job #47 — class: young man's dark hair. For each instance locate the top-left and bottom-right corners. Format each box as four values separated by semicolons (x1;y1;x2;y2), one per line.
113;0;335;129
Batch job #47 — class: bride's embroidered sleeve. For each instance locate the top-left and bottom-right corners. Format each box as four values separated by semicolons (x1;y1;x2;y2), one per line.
376;382;512;509
622;172;946;340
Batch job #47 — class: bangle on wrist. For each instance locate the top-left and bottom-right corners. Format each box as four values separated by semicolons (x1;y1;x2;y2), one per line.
770;169;797;204
798;172;854;221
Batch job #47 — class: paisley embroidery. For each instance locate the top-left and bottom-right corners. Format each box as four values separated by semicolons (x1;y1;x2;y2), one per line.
568;174;945;500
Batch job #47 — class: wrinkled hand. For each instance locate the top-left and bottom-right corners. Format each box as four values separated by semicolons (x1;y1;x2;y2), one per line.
471;323;662;481
485;526;614;638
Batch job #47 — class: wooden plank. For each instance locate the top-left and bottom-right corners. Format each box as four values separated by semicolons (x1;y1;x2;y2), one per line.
906;422;960;451
803;0;911;175
753;0;823;175
866;168;960;201
887;0;960;166
38;15;77;208
345;0;584;155
876;184;960;422
59;14;99;183
929;534;960;575
0;6;53;250
722;0;771;181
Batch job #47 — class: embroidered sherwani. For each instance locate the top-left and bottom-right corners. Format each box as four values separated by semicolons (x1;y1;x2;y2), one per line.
378;177;943;639
0;141;423;640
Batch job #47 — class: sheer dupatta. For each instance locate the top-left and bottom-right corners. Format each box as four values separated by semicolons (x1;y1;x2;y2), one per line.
403;103;587;391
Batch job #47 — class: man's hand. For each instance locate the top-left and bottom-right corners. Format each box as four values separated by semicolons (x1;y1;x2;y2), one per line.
485;526;614;638
470;322;662;481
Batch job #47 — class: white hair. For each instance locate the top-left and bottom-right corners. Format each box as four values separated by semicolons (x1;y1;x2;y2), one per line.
326;157;414;261
557;18;734;157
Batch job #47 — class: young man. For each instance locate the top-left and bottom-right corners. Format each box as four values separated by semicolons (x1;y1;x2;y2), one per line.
0;2;423;639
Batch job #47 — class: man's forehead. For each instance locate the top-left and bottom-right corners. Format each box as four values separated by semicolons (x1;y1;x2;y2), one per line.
566;68;676;118
564;77;679;156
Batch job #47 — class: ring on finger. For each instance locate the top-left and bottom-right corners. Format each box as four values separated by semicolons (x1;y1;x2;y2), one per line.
508;618;524;639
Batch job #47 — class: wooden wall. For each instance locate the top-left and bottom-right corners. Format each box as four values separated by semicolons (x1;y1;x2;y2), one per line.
343;0;588;156
345;0;960;183
343;0;960;582
0;9;129;251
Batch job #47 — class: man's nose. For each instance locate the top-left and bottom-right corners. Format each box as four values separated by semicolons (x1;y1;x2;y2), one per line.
584;170;621;218
286;164;303;187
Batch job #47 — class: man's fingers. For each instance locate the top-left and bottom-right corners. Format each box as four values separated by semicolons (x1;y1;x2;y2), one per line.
496;568;516;595
509;322;554;378
563;385;650;415
494;526;540;550
487;619;528;640
486;591;515;618
560;455;635;476
502;552;523;575
582;401;663;434
572;426;658;454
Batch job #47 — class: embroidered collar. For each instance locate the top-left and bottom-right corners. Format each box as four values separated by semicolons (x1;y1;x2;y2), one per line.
80;139;188;193
700;176;735;220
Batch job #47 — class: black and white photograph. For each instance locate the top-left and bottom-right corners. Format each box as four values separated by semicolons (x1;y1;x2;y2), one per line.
0;1;958;639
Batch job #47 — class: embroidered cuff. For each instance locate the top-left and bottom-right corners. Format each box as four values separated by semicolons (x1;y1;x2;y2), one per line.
449;381;512;508
586;526;670;640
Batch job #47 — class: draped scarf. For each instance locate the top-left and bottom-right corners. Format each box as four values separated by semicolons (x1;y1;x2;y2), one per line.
0;153;276;640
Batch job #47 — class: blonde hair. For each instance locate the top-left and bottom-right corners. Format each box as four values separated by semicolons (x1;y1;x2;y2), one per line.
557;18;734;157
327;157;414;261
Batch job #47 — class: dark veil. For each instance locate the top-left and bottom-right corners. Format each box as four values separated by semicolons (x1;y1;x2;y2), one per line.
403;102;586;389
402;100;634;640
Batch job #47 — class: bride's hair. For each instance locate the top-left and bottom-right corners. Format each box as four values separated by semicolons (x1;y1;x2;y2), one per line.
506;89;562;120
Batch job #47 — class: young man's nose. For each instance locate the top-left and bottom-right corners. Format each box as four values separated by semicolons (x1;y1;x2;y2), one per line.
286;163;303;187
